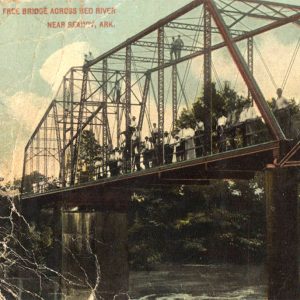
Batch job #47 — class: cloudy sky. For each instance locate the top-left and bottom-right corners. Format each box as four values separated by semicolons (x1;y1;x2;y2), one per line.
0;0;299;181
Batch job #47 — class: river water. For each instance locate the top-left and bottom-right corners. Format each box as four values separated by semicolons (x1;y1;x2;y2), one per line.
12;263;266;299
129;264;267;300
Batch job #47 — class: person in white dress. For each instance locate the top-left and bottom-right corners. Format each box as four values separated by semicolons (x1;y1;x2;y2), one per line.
182;124;196;160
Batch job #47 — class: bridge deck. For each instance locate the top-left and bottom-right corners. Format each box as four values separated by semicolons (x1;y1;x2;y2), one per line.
21;140;281;208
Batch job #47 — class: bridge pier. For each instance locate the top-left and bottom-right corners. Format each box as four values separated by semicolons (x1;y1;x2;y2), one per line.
265;167;299;300
60;189;129;299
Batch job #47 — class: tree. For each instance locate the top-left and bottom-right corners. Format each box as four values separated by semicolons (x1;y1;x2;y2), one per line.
176;82;250;130
78;130;101;182
22;171;46;193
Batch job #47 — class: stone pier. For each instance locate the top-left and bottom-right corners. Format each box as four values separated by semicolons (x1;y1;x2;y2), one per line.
265;167;299;300
61;210;129;299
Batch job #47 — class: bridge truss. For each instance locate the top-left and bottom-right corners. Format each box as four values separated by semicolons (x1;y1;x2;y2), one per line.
21;0;300;193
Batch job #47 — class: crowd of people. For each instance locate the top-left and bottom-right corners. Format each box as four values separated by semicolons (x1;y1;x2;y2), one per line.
94;112;259;178
32;176;62;194
32;88;296;193
98;89;295;178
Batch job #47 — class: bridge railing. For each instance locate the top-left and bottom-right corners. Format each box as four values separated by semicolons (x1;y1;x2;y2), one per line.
22;115;273;195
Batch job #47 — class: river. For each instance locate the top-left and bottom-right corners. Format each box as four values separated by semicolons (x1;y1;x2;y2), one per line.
11;263;266;299
129;264;266;300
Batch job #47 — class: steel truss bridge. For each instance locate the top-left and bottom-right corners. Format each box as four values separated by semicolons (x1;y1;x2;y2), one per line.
21;0;300;202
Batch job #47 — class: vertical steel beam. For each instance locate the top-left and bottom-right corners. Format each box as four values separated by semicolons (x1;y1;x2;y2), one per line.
44;119;47;179
21;151;27;193
247;37;254;102
30;143;33;174
70;69;75;185
61;78;67;186
158;26;165;164
172;65;178;131
125;46;132;130
125;46;132;172
204;4;212;154
206;0;285;141
102;58;108;176
117;103;121;148
116;72;121;148
36;132;40;175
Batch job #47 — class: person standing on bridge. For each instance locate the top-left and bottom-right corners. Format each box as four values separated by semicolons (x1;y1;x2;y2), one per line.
174;35;184;59
88;51;94;62
152;123;159;144
217;114;227;152
133;143;141;171
174;134;183;162
163;131;173;164
274;88;291;137
181;124;195;160
129;114;137;135
170;37;176;61
32;182;38;193
94;157;103;179
195;120;204;157
116;148;123;175
84;54;88;64
143;136;153;169
226;106;240;150
108;149;118;177
131;128;141;171
239;102;258;146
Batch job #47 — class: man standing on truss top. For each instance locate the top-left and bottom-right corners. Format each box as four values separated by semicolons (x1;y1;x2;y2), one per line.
170;37;176;61
174;35;184;59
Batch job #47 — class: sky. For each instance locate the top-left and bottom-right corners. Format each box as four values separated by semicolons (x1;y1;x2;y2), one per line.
0;0;299;181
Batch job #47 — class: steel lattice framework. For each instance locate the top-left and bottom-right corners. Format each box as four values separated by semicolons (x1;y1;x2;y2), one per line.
21;0;300;192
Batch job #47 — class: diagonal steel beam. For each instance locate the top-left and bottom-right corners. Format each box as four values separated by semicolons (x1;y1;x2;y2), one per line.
62;103;104;152
166;21;246;35
25;101;55;151
53;102;62;165
207;0;285;141
264;4;300;28
218;0;300;26
138;72;151;131
220;9;300;26
232;0;300;11
228;3;261;28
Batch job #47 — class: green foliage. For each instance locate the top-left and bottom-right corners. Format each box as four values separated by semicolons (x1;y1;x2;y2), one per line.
128;178;266;269
78;130;101;181
21;208;55;267
177;82;250;129
22;171;46;193
28;223;53;259
130;242;162;270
